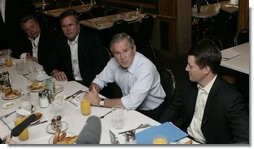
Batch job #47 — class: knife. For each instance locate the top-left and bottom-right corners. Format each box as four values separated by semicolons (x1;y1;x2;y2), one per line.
65;90;84;100
29;120;48;126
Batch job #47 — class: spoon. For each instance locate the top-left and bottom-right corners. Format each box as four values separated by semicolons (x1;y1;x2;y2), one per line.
118;123;151;134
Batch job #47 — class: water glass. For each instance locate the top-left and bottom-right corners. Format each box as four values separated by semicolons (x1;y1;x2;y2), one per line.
50;100;64;117
111;105;125;130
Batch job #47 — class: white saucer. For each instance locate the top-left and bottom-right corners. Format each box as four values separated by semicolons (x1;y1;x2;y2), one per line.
46;121;68;134
16;105;37;116
2;102;16;109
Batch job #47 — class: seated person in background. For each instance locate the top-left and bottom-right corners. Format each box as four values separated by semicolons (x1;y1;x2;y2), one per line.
160;39;249;144
45;9;106;87
0;0;35;58
20;15;55;69
87;33;166;121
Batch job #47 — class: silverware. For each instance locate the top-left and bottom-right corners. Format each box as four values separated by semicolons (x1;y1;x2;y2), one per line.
100;110;113;119
65;90;84;100
0;111;16;119
69;100;78;107
118;123;151;134
30;120;48;126
109;130;119;144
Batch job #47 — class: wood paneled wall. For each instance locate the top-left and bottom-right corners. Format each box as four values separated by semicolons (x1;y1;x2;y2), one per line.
238;0;249;30
157;0;177;55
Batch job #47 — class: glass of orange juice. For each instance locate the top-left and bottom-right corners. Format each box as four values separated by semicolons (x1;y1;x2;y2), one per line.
153;135;168;144
15;117;29;141
80;97;91;116
5;58;13;67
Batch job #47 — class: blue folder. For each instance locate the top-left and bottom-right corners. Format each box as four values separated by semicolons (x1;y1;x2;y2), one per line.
136;122;188;144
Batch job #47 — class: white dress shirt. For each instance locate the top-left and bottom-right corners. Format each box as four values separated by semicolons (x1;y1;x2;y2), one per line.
67;34;82;81
93;52;165;110
29;34;40;59
0;0;6;22
187;75;217;143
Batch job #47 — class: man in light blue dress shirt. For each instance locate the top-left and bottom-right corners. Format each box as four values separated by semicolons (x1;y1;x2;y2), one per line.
87;33;166;121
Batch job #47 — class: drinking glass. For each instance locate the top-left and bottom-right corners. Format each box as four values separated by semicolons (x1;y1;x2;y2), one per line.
111;105;125;129
80;98;91;116
15;116;29;141
153;135;168;144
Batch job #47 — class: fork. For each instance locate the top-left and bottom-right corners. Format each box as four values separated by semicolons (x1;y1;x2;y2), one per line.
118;123;151;134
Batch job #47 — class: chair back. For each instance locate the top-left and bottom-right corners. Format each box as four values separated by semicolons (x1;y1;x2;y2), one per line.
159;69;176;107
234;29;249;45
110;19;130;37
209;9;237;49
102;47;112;62
89;5;105;18
137;14;154;42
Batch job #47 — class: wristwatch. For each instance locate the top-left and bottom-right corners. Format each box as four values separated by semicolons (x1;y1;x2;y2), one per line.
99;98;105;107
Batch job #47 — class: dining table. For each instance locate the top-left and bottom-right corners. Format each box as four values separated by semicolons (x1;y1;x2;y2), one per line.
192;1;238;19
80;10;148;30
0;53;194;144
220;42;249;74
43;4;93;18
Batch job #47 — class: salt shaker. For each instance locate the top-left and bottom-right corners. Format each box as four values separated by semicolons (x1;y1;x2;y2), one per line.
125;131;137;144
39;91;49;108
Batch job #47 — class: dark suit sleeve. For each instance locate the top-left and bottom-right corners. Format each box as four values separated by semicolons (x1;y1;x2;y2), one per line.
87;33;107;74
44;36;63;75
160;82;187;124
226;92;249;143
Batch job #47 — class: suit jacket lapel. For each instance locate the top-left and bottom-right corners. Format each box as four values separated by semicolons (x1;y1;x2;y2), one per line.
201;77;220;126
77;31;84;71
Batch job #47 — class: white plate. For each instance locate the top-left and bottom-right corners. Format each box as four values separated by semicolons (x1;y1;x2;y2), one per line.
16;105;37;116
2;91;22;100
48;131;76;144
46;121;68;134
2;102;16;109
29;82;46;92
36;75;51;82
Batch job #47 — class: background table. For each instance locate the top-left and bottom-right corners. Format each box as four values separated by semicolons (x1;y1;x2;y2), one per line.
221;42;249;74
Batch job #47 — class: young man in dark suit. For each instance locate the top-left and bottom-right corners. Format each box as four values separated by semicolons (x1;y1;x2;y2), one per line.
20;15;55;69
160;39;249;144
45;9;106;87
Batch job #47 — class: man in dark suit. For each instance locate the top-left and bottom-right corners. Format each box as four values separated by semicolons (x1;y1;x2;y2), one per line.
0;0;35;58
45;9;106;87
160;39;249;144
20;15;55;69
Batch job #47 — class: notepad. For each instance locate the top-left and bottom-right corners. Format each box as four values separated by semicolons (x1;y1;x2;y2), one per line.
136;122;188;144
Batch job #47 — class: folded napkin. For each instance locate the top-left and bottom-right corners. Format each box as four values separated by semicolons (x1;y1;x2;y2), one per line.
221;50;241;60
